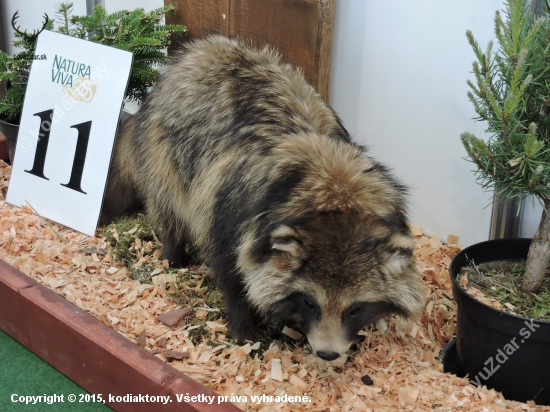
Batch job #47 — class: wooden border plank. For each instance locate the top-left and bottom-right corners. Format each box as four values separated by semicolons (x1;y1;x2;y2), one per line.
0;259;239;412
315;0;336;102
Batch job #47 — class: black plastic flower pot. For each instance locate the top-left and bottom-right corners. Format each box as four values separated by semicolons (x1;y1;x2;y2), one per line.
0;117;19;164
450;238;550;406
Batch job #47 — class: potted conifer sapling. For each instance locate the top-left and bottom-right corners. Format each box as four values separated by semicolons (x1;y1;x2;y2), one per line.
451;0;550;405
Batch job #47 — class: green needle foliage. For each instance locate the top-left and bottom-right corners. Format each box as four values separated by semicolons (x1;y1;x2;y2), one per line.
57;3;187;103
462;0;550;294
461;0;550;203
0;2;187;124
0;14;54;123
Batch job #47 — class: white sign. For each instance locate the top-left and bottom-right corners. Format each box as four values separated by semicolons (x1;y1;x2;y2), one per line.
6;30;132;236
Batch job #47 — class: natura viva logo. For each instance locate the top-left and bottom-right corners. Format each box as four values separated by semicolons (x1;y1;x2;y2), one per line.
52;55;98;102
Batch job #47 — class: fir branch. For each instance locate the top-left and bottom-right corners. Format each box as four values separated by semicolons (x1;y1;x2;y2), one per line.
0;4;187;123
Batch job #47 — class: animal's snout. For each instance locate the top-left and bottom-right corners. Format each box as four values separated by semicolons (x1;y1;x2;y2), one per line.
316;351;340;361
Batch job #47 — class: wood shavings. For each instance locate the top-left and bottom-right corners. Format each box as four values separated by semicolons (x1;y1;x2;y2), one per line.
447;234;459;245
398;386;420;406
152;272;178;288
459;272;469;286
282;326;302;340
123;225;139;235
270;359;283;382
162;350;191;360
157;307;193;327
106;266;119;275
1;159;549;411
206;321;227;332
136;330;146;347
505;302;516;310
289;374;307;390
81;247;108;255
410;226;423;236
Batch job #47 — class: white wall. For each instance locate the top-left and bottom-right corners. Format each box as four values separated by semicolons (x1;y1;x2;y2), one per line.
329;0;366;138
521;197;543;238
103;0;163;13
330;0;511;246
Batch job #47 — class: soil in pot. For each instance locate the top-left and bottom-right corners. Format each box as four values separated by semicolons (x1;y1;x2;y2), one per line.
457;261;550;321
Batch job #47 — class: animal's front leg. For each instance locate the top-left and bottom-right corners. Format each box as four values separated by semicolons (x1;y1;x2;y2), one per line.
218;273;258;342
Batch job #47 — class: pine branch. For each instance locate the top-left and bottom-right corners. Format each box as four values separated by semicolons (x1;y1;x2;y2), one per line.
462;0;550;202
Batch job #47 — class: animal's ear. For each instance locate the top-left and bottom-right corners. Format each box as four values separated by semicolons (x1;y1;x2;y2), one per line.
382;253;409;276
272;235;301;256
270;226;303;270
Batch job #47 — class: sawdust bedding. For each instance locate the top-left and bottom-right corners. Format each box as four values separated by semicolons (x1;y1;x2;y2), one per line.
0;159;548;412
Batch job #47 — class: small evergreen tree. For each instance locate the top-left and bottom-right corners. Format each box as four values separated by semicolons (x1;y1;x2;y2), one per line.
0;3;187;124
461;0;550;293
0;13;53;123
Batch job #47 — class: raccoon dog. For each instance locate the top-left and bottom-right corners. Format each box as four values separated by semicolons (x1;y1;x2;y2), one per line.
103;35;425;361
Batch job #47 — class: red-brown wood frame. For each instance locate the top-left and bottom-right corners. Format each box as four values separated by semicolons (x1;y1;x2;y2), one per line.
0;259;240;412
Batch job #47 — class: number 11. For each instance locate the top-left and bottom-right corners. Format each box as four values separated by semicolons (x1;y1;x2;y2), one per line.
25;108;92;194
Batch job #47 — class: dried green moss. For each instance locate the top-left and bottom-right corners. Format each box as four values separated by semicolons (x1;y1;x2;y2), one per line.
104;214;155;264
459;261;550;321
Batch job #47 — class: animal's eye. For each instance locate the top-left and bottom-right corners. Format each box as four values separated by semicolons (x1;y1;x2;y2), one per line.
273;236;295;245
305;299;316;311
350;307;361;317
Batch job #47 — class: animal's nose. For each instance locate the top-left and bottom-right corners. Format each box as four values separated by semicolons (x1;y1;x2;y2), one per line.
316;351;340;361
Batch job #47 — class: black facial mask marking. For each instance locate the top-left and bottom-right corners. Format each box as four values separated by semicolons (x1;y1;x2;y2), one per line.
342;301;397;341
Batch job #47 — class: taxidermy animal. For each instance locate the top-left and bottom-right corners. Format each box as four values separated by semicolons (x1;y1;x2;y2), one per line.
102;35;425;361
